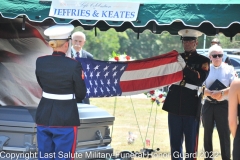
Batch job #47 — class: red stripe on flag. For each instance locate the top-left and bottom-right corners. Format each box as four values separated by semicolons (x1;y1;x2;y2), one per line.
125;50;179;71
120;71;183;92
0;51;24;64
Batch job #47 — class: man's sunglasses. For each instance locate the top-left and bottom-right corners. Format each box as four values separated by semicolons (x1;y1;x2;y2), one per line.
212;54;223;58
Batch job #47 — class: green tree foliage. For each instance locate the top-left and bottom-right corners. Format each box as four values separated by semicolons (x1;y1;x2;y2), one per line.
156;31;183;54
120;29;168;59
197;34;240;49
73;27;121;60
217;34;240;48
73;26;240;60
116;29;183;60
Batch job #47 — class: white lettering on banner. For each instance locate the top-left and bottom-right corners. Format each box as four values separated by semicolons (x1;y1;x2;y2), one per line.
49;1;140;21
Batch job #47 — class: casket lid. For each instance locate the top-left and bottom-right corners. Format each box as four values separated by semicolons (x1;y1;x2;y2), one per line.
0;105;36;127
77;104;115;124
0;104;114;127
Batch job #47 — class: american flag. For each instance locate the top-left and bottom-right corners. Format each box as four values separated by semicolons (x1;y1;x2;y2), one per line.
77;50;184;98
0;18;54;105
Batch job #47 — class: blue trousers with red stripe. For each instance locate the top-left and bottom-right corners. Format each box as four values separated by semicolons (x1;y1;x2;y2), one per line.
37;126;78;160
168;113;199;160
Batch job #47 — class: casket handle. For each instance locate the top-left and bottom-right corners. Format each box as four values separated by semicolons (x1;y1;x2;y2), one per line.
96;130;103;144
0;136;9;151
76;139;111;147
0;135;36;152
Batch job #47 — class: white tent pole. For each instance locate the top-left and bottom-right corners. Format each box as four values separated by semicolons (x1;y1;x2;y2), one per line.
203;34;207;53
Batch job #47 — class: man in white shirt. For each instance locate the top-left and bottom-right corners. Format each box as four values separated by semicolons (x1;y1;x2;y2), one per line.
202;44;236;160
211;38;232;65
71;31;93;59
71;31;93;104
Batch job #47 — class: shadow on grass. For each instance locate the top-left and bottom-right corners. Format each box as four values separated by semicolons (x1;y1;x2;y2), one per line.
90;96;232;160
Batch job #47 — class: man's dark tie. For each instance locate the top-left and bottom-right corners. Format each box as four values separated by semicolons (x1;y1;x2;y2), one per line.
76;52;80;58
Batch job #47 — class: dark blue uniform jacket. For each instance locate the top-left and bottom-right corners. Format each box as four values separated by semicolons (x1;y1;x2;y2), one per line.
162;51;210;116
35;52;86;126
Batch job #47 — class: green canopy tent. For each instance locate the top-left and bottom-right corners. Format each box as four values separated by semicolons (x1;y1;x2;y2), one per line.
1;0;240;38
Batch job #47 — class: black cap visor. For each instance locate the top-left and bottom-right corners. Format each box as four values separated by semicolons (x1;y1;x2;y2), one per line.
181;37;197;41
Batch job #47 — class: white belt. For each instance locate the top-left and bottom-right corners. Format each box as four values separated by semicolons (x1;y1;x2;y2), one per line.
175;82;202;96
42;91;75;100
175;82;199;90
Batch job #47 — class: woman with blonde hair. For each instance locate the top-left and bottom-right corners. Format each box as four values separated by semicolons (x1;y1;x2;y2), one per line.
35;24;86;160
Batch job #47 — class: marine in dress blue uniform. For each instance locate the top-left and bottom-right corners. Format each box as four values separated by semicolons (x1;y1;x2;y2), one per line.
35;24;86;160
162;29;210;160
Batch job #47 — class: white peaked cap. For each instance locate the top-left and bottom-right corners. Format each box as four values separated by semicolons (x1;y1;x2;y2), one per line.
178;29;203;39
44;24;74;39
211;37;220;43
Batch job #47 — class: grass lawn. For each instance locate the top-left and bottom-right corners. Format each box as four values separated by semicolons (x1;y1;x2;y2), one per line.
90;96;233;160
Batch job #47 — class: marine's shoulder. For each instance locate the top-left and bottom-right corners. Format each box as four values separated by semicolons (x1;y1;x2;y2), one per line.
36;55;51;63
64;57;81;67
196;53;210;62
37;55;51;59
65;56;78;62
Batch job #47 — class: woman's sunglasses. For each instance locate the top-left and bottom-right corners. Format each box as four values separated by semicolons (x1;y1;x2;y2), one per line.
212;54;223;58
